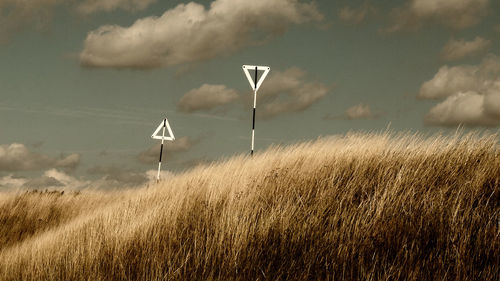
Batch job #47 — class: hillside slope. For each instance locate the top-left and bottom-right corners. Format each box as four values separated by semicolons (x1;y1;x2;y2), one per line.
0;132;499;281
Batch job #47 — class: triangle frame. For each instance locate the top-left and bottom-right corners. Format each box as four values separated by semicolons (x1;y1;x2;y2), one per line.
242;65;270;91
151;118;175;141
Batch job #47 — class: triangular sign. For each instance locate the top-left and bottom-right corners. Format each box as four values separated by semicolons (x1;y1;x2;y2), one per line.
242;65;270;91
151;118;175;141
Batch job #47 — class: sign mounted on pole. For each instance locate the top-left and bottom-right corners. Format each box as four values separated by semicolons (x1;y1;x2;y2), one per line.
151;118;175;183
242;65;270;156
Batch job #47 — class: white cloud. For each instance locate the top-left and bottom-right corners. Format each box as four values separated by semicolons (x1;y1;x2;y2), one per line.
0;166;169;192
344;103;377;120
338;2;375;25
0;169;89;191
324;103;380;120
44;169;89;189
0;174;27;190
419;54;500;99
386;0;490;32
79;0;323;69
177;84;239;113
76;0;156;15
440;37;491;61
419;54;500;127
257;67;330;119
425;91;500;127
0;143;81;172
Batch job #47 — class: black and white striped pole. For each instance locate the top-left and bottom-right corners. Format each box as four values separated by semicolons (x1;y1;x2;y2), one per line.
151;117;175;182
243;65;270;156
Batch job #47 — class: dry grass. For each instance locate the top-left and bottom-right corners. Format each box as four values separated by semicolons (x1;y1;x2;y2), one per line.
0;132;498;281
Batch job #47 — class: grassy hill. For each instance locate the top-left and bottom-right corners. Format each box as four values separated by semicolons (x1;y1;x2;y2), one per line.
0;132;498;281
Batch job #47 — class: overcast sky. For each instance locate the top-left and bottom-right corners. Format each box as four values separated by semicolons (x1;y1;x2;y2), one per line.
1;0;499;190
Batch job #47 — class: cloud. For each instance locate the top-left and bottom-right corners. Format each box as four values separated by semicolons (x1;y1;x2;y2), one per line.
0;0;62;43
424;91;500;127
419;54;500;127
440;37;491;61
145;169;173;183
22;176;64;189
0;166;165;191
43;169;89;189
344;103;376;120
177;84;239;113
324;103;380;120
338;2;375;25
177;67;330;119
0;143;81;172
386;0;490;32
137;136;200;164
87;165;148;187
79;0;323;69
0;169;89;191
257;67;330;119
0;174;27;190
0;0;157;43
418;54;500;99
76;0;157;15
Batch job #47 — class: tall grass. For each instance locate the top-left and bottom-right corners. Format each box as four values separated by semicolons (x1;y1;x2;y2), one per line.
0;132;498;281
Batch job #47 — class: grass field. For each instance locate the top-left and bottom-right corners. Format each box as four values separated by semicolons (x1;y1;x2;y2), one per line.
0;132;498;281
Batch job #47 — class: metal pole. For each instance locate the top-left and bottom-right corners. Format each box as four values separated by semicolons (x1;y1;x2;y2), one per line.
157;119;166;182
251;67;258;156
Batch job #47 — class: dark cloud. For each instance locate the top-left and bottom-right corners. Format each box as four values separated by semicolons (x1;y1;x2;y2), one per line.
76;0;156;15
87;165;148;187
385;0;490;33
0;0;157;43
0;143;81;172
257;68;330;119
440;37;491;61
79;0;323;69
338;2;376;25
22;176;64;188
137;136;201;164
177;67;330;120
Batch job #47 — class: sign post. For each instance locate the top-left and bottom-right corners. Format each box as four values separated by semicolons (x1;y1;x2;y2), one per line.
242;65;270;156
151;117;175;182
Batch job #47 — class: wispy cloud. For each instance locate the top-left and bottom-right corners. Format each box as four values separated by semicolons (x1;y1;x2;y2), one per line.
385;0;490;32
76;0;157;15
324;103;381;120
338;1;376;25
0;0;158;43
0;104;153;126
440;37;491;61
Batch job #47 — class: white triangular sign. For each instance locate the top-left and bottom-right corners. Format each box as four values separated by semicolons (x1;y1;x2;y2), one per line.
151;118;175;141
242;65;270;91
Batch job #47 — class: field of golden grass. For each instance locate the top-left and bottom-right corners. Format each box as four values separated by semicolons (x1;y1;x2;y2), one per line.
0;132;498;281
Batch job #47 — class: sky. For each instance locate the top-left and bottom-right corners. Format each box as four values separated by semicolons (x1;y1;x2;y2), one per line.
1;0;499;191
